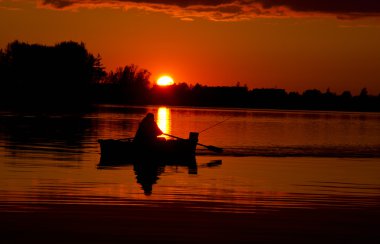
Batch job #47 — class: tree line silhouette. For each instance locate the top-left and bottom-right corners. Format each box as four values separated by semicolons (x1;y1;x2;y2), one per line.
0;40;105;110
1;40;379;111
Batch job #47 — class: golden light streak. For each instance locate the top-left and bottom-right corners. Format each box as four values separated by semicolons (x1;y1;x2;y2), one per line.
157;107;171;135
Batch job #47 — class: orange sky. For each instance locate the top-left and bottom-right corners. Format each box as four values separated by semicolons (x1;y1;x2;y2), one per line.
1;0;380;94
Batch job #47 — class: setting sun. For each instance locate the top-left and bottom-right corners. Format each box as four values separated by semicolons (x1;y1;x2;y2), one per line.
157;75;174;86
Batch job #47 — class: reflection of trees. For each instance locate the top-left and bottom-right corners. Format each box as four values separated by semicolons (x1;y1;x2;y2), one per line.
90;105;148;140
0;114;91;160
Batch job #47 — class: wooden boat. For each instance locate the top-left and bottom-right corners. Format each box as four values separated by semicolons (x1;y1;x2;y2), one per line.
98;132;199;163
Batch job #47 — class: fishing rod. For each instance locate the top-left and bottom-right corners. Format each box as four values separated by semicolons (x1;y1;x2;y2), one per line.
163;133;223;153
199;116;232;134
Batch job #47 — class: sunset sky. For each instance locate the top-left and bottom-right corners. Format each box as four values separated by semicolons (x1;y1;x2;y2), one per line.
1;0;380;94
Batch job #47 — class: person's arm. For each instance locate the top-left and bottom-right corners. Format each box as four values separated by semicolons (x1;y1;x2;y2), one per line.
154;123;163;136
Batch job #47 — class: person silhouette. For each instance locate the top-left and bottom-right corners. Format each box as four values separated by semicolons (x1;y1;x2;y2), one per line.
134;113;163;144
133;161;164;196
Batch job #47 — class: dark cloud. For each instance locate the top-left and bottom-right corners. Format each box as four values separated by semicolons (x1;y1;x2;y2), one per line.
41;0;232;8
253;0;380;20
39;0;380;21
258;0;380;15
43;0;74;9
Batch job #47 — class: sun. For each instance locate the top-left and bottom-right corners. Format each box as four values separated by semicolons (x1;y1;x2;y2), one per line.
157;75;174;86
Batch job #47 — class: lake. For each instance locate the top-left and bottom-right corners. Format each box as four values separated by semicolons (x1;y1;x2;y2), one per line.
1;105;380;243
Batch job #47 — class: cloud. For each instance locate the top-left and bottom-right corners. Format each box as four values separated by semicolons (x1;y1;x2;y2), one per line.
256;0;380;19
38;0;380;21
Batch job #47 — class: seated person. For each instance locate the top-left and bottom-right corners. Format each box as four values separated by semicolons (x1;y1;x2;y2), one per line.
134;113;163;144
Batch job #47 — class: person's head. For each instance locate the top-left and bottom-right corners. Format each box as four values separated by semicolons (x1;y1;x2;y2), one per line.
145;113;154;121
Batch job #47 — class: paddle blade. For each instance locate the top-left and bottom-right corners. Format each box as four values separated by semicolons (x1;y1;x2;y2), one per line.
205;145;223;153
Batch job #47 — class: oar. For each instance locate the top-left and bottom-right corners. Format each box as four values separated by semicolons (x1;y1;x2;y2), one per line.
163;133;223;153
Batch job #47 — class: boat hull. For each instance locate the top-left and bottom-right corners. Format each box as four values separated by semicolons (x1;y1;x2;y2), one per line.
98;137;197;163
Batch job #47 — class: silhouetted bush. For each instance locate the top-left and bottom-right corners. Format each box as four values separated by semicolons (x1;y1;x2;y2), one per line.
190;84;248;107
0;40;105;110
249;88;287;108
95;64;150;104
150;83;192;105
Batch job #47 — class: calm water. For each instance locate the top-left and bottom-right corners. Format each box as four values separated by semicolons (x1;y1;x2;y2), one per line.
1;105;380;212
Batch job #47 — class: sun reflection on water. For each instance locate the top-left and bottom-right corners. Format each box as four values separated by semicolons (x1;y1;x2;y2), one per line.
157;107;171;136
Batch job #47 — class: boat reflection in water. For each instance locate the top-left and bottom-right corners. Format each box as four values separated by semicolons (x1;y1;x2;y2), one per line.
98;158;222;195
98;157;197;195
133;158;197;195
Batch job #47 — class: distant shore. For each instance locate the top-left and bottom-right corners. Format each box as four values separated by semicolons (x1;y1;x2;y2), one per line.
1;41;379;112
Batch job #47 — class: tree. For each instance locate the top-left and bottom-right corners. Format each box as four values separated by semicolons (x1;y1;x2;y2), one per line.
0;40;106;109
100;64;151;104
359;88;368;98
